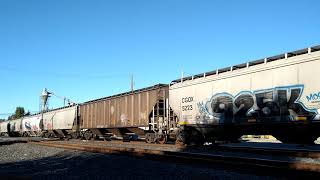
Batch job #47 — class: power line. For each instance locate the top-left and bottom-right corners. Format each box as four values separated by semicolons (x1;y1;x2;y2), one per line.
0;110;38;115
0;113;13;116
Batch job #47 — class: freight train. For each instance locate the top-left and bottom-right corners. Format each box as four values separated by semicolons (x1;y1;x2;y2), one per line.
1;45;320;145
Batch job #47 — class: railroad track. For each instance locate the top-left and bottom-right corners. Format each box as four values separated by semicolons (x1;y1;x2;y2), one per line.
29;138;320;158
29;140;320;173
201;144;320;159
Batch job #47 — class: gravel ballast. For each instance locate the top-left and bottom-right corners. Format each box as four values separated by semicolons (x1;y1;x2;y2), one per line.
0;143;65;163
0;141;318;179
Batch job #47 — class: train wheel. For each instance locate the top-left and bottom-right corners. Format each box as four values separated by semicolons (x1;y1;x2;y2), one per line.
175;130;188;146
176;128;204;146
157;134;167;144
66;134;72;140
175;139;185;146
71;132;79;139
43;133;49;138
145;133;151;143
49;133;55;138
80;132;85;140
145;133;155;143
84;132;93;140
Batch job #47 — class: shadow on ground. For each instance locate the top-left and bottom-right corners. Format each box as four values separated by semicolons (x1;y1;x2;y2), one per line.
0;149;319;180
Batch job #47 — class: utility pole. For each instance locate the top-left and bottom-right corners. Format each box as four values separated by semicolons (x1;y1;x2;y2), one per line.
131;74;134;93
181;70;184;83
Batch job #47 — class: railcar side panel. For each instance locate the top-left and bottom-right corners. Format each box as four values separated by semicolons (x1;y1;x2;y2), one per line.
22;115;41;132
10;119;22;132
170;51;320;126
80;85;168;129
43;106;77;130
0;121;8;133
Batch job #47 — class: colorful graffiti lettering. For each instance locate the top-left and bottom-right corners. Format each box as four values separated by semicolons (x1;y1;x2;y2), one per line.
46;123;53;130
32;125;38;131
25;122;31;130
197;102;206;114
306;92;320;102
202;85;318;123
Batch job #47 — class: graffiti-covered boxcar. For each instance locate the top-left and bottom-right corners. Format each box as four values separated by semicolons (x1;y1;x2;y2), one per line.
170;45;320;144
21;114;42;136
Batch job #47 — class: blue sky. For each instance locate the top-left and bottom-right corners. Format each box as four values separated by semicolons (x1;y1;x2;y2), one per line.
0;0;319;118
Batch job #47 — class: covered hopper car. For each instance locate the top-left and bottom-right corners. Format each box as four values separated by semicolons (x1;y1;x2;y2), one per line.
0;105;77;138
42;105;78;138
21;114;42;137
170;45;320;144
78;84;177;143
7;118;22;137
0;121;9;136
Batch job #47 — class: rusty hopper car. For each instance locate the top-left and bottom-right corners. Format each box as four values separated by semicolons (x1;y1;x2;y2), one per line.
79;84;172;142
170;45;320;144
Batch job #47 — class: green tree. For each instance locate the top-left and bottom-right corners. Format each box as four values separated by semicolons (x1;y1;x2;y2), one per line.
8;107;27;120
15;107;25;118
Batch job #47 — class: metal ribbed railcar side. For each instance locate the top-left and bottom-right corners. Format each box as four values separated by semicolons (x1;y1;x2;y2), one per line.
79;84;169;130
43;105;77;130
42;105;77;137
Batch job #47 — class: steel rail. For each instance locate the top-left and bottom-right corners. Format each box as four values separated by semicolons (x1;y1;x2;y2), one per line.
29;141;320;173
35;139;320;158
199;145;320;159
